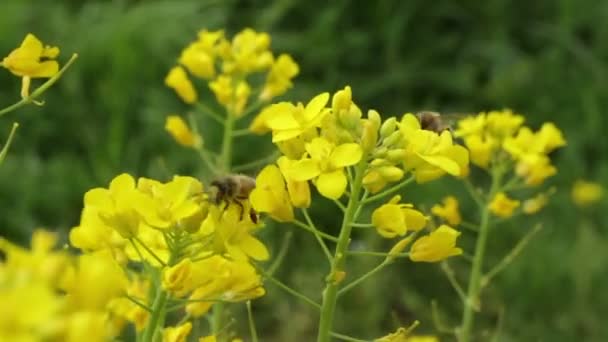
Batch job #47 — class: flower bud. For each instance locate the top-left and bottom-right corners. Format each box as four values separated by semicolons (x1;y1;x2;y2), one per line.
386;148;407;162
380;117;397;138
361;120;379;153
378;166;404;182
383;130;403;147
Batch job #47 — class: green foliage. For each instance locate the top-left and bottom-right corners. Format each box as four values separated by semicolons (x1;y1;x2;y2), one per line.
1;0;606;341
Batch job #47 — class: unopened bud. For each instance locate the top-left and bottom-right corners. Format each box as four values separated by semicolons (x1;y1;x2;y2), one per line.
378;166;404;182
387;148;407;162
383;130;403;147
380;117;397;138
361;120;378;153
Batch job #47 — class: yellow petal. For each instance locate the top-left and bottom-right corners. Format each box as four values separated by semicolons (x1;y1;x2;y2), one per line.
316;169;347;200
304;92;329;121
330;143;363;168
240;235;269;261
287;159;321;181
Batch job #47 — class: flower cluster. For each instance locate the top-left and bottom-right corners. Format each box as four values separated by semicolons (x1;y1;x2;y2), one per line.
164;28;299;149
0;231;127;341
455;109;565;186
70;173;266;336
250;86;467;263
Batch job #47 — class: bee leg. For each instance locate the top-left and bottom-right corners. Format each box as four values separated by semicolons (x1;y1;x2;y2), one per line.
235;200;245;221
249;208;259;224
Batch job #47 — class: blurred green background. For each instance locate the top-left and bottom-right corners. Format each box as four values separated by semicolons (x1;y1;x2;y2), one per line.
1;0;607;341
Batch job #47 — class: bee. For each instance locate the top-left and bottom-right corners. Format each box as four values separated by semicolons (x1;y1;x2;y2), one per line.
209;174;258;223
415;111;454;134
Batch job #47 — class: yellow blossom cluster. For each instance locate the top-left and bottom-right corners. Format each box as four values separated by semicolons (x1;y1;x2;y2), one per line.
164;28;299;148
69;173;266;335
249;86;467;263
455;109;566;186
0;231;127;341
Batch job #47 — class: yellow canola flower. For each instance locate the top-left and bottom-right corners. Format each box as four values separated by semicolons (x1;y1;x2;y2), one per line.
80;173;145;238
165;65;198;104
222;28;273;75
400;114;469;183
201;205;269;261
123;225;170;266
70;205;128;262
209;75;251;117
62;251;127;312
572;179;604;207
265;92;330;142
183;256;265;317
462;135;494;168
431;196;462;226
62;311;109;342
165;115;202;148
250;164;296;221
134;175;204;230
522;189;554;214
371;195;427;238
284;137;362;199
163;322;192;342
200;336;217;342
260;54;299;101
179;29;225;79
488;192;520;218
277;156;311;208
2;33;59;78
409;225;463;262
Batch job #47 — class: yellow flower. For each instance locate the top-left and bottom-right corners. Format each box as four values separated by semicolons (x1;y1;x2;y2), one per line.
400;114;469;183
162;258;194;296
134;175;204;230
250;164;295;221
431;196;462;226
209;75;251;116
165;115;202;148
201;205;269;261
522;190;552;214
123;225;170;266
185;256;265;316
515;154;557;186
63;311;108;342
178;30;224;79
462;135;494;168
2;33;59;78
107;277;150;331
163;322;192;342
284;137;362;199
222;28;273;74
62;251;127;311
277;156;311;208
409;225;463;262
200;336;217;342
165;66;198;104
70;205;127;261
372;195;427;238
266;92;330;142
260;54;299;101
82;173;144;238
572;179;604;207
488;192;520;218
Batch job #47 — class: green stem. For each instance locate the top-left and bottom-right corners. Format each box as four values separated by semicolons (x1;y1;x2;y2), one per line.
246;301;259;342
316;159;368;342
459;168;502;342
302;208;333;263
196;102;224;125
0;122;19;164
141;289;169;342
0;53;79;118
346;250;408;258
220;112;235;172
363;175;414;204
261;269;320;309
338;260;390;297
212;303;225;340
330;332;369;342
293;220;339;242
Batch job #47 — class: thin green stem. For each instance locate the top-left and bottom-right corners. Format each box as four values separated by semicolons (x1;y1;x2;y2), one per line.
0;122;19;164
363;175;414;204
232;150;280;173
292;220;338;242
220;111;235;172
480;224;543;289
141;289;169;342
125;294;152;313
0;53;79;118
460;221;479;233
238;98;264;121
232;128;251;137
317;158;368;342
196;102;224;125
346;251;409;258
266;230;293;276
440;261;467;304
350;222;373;228
459;167;502;342
338;260;390;297
302;208;333;263
333;199;347;212
132;237;167;267
463;178;484;208
212;303;225;340
246;301;259;342
352;190;369;222
261;269;320;309
330;332;369;342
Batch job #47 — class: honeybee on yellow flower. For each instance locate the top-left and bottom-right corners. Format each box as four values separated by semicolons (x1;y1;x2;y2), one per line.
415;111;456;134
209;174;258;223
